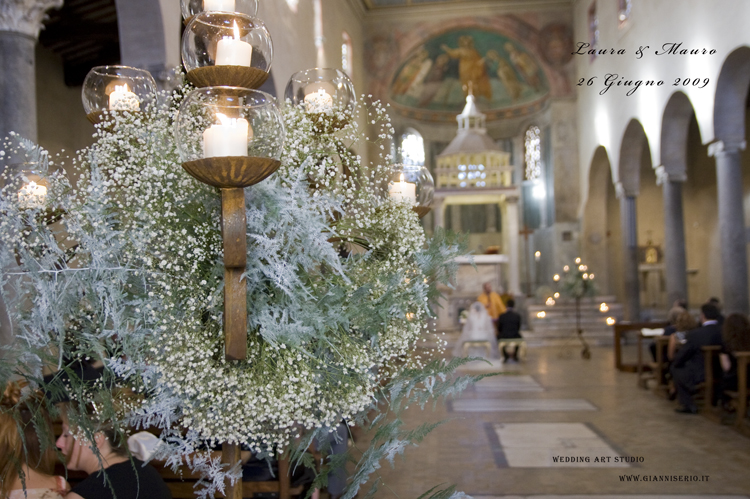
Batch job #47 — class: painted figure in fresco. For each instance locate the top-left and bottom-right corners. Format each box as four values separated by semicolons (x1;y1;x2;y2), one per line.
392;48;431;96
440;36;492;100
504;42;542;90
486;50;523;102
418;53;451;107
404;53;434;99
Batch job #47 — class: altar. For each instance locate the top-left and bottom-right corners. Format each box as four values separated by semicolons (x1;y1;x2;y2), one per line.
435;254;511;332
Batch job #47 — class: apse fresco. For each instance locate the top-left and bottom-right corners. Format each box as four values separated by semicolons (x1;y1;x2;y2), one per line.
389;28;549;120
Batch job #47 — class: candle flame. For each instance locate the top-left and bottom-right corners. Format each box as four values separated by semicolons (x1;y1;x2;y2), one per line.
399;173;405;183
233;21;241;40
216;113;233;126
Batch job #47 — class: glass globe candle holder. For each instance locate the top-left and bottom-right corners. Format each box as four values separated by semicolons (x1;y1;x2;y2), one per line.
387;164;434;218
81;66;157;125
175;87;284;188
181;0;258;24
13;168;48;210
284;68;355;133
182;12;272;89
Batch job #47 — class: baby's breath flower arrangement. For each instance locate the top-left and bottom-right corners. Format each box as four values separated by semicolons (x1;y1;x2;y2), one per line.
0;76;475;499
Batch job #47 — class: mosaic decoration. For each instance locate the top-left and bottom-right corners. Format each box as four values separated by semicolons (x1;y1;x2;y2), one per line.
389;28;549;122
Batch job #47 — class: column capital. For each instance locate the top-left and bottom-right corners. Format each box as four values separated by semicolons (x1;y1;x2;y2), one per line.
655;165;687;186
708;140;746;158
0;0;62;39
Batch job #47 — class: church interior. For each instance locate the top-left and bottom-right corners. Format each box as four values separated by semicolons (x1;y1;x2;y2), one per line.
2;0;750;498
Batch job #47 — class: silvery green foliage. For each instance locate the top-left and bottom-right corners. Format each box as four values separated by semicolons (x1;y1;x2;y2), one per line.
0;78;472;498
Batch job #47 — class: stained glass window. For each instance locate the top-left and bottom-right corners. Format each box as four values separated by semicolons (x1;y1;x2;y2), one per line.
524;125;541;181
401;129;425;166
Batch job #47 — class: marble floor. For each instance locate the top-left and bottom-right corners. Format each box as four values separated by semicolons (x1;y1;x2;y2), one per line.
362;344;750;498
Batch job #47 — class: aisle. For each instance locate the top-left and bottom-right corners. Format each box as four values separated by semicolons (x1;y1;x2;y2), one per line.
366;345;750;498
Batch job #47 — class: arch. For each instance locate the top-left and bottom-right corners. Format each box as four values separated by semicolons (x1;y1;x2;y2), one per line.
660;91;698;180
115;0;168;75
618;119;650;196
582;146;620;298
714;46;750;144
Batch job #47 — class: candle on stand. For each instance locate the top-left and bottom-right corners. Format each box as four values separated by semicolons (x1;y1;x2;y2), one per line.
388;173;417;203
215;21;253;67
18;181;47;209
203;0;236;11
304;88;333;114
109;84;140;111
203;113;252;158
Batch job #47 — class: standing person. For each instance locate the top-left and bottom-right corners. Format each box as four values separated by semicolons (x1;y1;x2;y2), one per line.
477;282;506;326
497;299;523;361
670;303;723;414
1;384;70;499
56;414;172;499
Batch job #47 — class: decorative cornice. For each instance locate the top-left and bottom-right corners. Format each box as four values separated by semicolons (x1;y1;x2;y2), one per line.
708;140;747;157
654;165;687;185
361;0;571;22
0;0;63;39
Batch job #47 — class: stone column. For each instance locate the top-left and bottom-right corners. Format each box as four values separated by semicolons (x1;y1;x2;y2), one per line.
485;203;497;232
617;182;641;321
450;204;461;232
0;0;63;143
0;0;62;348
656;166;688;307
504;197;521;295
433;198;445;229
709;140;749;315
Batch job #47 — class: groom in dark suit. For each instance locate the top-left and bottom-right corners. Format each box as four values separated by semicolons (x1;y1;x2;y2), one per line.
670;302;723;414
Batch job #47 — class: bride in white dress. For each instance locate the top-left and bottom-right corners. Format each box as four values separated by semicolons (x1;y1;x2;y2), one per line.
453;301;498;358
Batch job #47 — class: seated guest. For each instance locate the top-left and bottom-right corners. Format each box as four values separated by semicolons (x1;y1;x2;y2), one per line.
650;300;687;362
667;310;699;361
719;313;750;404
670;303;723;414
1;383;70;499
56;411;172;499
708;297;725;328
497;299;523;361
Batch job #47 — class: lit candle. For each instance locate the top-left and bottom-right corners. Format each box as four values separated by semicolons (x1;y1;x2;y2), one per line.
304;88;333;114
202;113;252;158
388;173;417;203
109;84;140;111
215;21;253;67
18;181;47;209
203;0;236;12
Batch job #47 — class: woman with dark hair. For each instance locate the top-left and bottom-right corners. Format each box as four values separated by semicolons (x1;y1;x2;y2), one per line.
56;412;171;499
0;383;70;499
719;313;750;402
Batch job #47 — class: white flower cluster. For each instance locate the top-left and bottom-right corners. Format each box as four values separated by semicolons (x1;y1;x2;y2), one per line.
0;82;461;494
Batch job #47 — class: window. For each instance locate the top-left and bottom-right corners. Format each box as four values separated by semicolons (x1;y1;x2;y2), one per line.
617;0;631;27
588;2;599;61
342;31;353;75
400;129;425;166
524;125;541;181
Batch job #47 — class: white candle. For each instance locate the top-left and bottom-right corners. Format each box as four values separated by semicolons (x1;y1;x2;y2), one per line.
203;113;251;158
304;88;333;114
18;181;47;209
215;21;253;67
203;0;236;12
109;84;140;111
388;173;417;203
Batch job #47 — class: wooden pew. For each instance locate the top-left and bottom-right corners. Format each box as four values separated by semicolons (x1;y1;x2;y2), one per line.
725;351;750;436
699;345;722;418
613;321;668;372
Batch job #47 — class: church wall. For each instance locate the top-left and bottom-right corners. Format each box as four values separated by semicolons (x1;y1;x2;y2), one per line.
35;47;94;163
573;0;750;184
683;117;721;308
